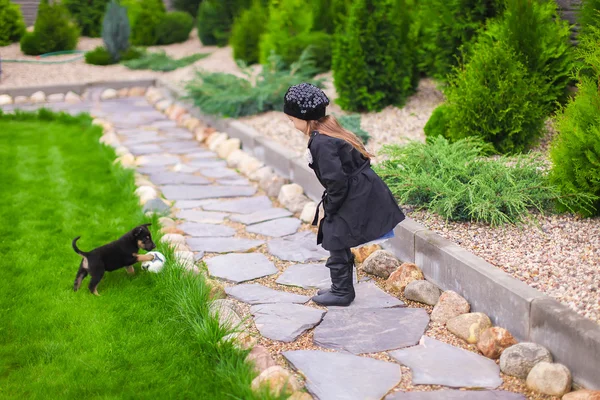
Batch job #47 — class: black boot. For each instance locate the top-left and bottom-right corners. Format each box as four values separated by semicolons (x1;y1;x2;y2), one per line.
312;254;355;307
317;254;355;296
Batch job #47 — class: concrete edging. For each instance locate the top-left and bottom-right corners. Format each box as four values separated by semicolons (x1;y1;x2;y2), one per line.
0;79;157;98
154;78;600;390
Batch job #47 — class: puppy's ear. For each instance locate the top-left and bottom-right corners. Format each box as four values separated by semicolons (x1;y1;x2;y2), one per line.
133;226;143;236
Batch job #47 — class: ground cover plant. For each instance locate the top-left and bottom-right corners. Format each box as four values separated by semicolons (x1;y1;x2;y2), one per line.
0;0;26;46
375;136;595;226
123;50;208;71
0;109;282;400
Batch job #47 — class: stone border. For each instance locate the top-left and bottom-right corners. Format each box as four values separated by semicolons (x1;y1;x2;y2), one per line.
0;79;157;98
152;78;600;390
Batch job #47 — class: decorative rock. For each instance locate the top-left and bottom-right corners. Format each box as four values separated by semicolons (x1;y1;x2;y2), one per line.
135;185;158;205
115;153;136;168
251;166;273;183
477;327;518;359
267;231;328;263
262;175;287;198
430;290;470;324
155;99;172;111
226;284;309;305
278;184;309;213
159;216;176;228
216;138;241;159
499;343;553;379
330;281;405;310
207;132;228;150
226;149;246;168
14;96;28;104
176;209;228;223
184;117;201;131
0;94;13;105
128;86;146;97
206;253;277;283
229;208;292;225
167;105;187;121
313;307;429;354
30;91;46;103
160;185;257;201
117;88;129;98
160;233;186;246
447;312;492;344
143;198;171;214
161;226;185;235
389;336;503;389
239;156;263;176
351;244;381;263
174;250;195;269
209;299;242;331
386;262;424;294
300;202;317;223
246;345;277;373
187;237;264;253
247;217;301;238
207;278;226;299
99;132;119;146
179;222;235;237
563;390;600;400
526;362;572;397
385;390;526;400
251;366;301;397
65;91;81;103
100;88;118;100
203;196;272;214
362;250;401;279
283;350;402;400
250;303;325;342
404;280;441;306
288;392;313;400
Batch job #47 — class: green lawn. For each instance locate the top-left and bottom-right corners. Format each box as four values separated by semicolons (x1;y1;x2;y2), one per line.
0;109;276;400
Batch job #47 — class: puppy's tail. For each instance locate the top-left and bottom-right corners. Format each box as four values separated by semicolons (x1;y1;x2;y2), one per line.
72;236;87;256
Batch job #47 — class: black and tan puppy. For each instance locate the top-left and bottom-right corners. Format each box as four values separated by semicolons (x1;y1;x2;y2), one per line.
72;223;156;295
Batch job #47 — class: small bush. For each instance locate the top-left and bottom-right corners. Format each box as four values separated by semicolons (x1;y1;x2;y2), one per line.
20;0;80;55
123;50;208;71
276;31;332;72
333;0;417;112
579;0;600;34
375;136;591;226
230;0;268;65
415;0;501;80
120;0;143;26
62;0;110;37
337;114;370;144
0;0;26;46
185;49;324;118
156;11;194;44
549;28;600;217
131;0;165;46
439;40;547;154
102;0;130;62
196;0;250;47
423;104;450;139
173;0;202;17
85;45;115;65
480;0;574;108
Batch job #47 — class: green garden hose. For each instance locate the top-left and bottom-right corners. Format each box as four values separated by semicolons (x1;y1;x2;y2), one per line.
1;50;86;64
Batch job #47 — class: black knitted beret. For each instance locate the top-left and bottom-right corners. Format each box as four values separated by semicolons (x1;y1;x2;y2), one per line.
283;83;330;121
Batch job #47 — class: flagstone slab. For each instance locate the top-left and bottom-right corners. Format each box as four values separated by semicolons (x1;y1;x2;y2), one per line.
148;172;210;185
200;168;239;179
128;143;164;156
174;200;218;209
250;303;325;342
160;185;257;200
188;160;228;169
148;120;178;129
187;237;264;253
217;177;251;186
385;390;526;400
186;151;218;160
329;281;405;310
229;208;293;225
176;209;228;223
389;336;503;389
313;308;429;354
137;155;181;167
283;350;402;400
203;196;272;214
267;231;328;262
137;166;170;175
225;283;310;305
205;253;277;282
123;134;168;145
179;222;235;237
275;263;358;290
246;217;301;238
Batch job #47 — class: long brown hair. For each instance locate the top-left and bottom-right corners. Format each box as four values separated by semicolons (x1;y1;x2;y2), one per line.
305;115;373;159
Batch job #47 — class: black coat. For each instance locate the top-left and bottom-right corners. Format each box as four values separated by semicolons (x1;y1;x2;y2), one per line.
307;131;405;251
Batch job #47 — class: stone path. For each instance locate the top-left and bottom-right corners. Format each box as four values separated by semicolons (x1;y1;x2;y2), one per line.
1;93;529;399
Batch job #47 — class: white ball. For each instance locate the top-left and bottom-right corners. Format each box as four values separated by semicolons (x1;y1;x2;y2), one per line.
141;251;166;273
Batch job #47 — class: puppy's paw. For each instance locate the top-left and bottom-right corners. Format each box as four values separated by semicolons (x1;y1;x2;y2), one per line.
126;266;135;275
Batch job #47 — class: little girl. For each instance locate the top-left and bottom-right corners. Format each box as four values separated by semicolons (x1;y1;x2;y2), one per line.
283;83;405;307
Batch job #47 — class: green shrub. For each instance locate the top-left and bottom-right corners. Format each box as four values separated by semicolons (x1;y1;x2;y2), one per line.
20;0;80;55
439;40;547;154
230;0;267;65
415;0;501;80
549;28;600;217
185;49;324;118
0;0;26;46
62;0;110;38
196;0;250;47
123;50;208;71
173;0;201;17
375;136;591;226
277;31;332;72
332;0;417;112
131;0;165;46
480;0;574;108
337;114;370;144
423;104;450;139
156;11;194;44
85;45;114;64
120;0;143;26
102;0;130;62
579;0;600;34
259;0;312;64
